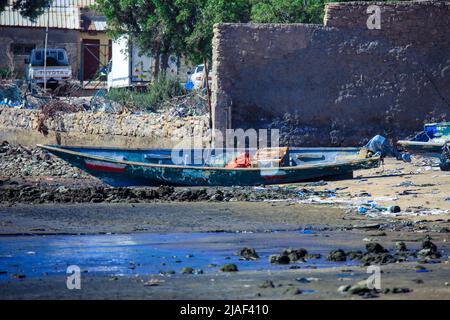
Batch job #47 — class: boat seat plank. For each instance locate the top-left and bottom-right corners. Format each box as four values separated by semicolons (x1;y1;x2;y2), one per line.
144;154;172;160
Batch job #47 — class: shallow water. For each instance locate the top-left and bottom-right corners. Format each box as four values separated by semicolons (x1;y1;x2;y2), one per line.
0;231;363;279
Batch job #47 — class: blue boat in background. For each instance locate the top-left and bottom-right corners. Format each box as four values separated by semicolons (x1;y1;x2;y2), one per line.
398;122;450;155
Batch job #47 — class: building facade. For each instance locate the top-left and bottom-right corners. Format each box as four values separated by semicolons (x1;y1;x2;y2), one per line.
0;0;110;80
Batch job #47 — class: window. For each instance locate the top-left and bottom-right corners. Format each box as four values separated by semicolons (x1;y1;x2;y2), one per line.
11;44;36;56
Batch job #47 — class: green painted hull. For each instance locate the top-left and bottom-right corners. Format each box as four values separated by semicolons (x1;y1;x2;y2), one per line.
397;140;444;155
39;145;381;187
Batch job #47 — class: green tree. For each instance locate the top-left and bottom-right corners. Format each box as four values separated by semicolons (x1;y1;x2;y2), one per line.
97;0;187;80
250;0;328;24
182;0;251;63
0;0;52;21
96;0;251;72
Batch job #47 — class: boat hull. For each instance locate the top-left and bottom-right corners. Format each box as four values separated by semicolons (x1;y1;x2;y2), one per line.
397;140;444;155
39;145;381;187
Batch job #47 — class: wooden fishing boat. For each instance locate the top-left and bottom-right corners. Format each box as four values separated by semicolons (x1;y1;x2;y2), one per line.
37;145;381;187
398;122;450;155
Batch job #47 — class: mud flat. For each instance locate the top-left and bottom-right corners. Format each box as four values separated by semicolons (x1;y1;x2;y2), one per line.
1;153;450;299
0;227;449;300
0;202;346;235
1;201;450;300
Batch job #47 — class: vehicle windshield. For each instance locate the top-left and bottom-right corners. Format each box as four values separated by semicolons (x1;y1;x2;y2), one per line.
196;65;204;73
30;49;69;67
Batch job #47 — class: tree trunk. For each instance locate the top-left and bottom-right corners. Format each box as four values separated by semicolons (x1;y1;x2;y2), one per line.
151;41;161;82
160;46;170;74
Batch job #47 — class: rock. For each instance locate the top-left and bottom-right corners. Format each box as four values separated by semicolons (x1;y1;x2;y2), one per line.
12;274;26;279
338;285;351;294
283;288;302;295
327;249;347;262
353;223;380;230
181;267;194;274
366;243;388;254
305;253;321;259
269;254;290;264
238;247;259;260
220;264;238;272
347;251;363;260
259;280;275;288
282;248;308;262
395;241;408;252
159;270;176;276
392;287;411;294
156;185;174;197
144;278;164;286
347;281;373;295
360;252;395;265
56;186;69;194
418;237;441;258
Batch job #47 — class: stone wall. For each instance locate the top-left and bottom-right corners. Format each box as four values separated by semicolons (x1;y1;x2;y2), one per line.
212;1;450;147
0;108;210;148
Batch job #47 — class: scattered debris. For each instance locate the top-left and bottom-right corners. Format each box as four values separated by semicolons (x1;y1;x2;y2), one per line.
259;280;275;288
144;278;165;286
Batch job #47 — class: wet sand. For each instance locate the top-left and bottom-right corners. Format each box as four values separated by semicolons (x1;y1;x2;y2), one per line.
1;158;450;299
0;202;348;235
0;231;450;300
1;201;450;299
2;259;450;300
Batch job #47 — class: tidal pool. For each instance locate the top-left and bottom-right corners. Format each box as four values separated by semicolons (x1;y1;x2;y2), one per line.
0;231;363;279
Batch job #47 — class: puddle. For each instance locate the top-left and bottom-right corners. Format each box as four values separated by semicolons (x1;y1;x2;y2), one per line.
0;231;363;279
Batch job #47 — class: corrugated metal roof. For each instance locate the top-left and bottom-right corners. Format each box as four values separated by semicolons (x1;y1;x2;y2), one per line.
0;6;81;29
54;0;97;8
3;0;97;8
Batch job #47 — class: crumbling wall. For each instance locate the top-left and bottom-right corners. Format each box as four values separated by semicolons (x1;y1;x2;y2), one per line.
0;108;210;148
212;1;450;147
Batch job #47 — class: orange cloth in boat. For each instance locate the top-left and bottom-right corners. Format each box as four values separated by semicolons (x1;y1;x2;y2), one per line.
225;152;251;168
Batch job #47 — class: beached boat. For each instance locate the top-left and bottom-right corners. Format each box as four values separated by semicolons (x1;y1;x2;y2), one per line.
37;145;381;187
398;122;450;155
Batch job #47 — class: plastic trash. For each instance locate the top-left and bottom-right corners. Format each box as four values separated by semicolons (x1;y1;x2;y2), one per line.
184;81;194;91
358;207;367;214
365;135;411;162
